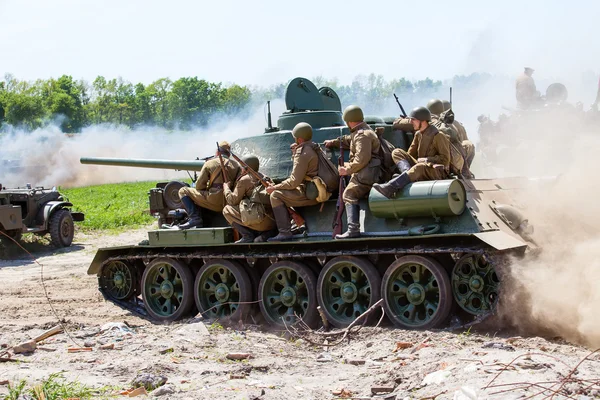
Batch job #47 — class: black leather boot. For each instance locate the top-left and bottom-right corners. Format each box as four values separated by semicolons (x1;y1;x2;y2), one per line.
335;203;361;239
254;229;277;243
268;206;293;242
372;172;411;199
232;223;255;243
177;196;203;229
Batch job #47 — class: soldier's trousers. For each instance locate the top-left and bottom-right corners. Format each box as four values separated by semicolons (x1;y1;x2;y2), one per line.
222;205;276;232
179;187;225;213
270;185;319;208
462;140;475;167
392;149;447;182
343;176;372;205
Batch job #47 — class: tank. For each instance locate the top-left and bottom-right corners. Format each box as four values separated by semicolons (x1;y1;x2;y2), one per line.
80;77;537;331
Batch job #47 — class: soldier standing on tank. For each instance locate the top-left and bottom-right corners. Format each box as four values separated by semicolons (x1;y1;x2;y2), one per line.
324;105;381;239
266;122;320;242
372;107;450;199
177;141;240;230
441;99;476;168
516;67;541;109
222;155;277;243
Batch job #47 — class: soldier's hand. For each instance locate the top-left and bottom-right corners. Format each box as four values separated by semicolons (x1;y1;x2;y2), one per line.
290;143;298;152
266;184;275;194
338;166;349;176
324;140;335;148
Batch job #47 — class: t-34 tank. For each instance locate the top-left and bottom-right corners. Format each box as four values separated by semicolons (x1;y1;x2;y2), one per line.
80;77;536;330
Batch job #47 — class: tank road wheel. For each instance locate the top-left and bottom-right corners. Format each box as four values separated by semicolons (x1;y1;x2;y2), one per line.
259;261;318;328
49;209;74;248
317;256;381;329
451;254;500;315
100;260;138;301
195;260;252;323
142;257;194;322
382;255;452;330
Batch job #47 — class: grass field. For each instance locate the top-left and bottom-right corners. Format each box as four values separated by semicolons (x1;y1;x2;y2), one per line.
59;181;159;231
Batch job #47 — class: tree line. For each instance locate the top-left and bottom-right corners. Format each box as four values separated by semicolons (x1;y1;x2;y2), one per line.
0;73;491;133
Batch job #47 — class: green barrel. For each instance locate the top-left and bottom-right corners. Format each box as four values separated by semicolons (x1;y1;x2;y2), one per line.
80;157;206;171
368;179;466;219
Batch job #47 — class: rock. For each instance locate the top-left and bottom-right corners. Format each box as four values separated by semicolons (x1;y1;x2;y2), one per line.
346;359;366;365
482;342;515;351
152;384;175;397
316;352;332;362
131;372;168;390
371;385;395;394
226;353;253;361
13;340;36;354
83;340;95;348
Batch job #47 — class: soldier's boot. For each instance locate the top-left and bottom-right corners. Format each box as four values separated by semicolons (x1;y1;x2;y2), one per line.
335;204;361;239
232;223;255;243
372;172;411;200
177;196;203;229
268;206;293;242
254;229;278;243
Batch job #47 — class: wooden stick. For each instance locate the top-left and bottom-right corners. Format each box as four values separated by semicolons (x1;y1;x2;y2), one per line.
33;325;63;343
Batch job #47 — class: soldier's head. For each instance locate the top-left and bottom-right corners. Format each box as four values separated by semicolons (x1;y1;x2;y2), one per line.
409;106;431;131
426;99;444;116
242;154;260;173
442;100;451;112
524;67;534;76
342;105;364;129
292;122;313;144
216;141;231;157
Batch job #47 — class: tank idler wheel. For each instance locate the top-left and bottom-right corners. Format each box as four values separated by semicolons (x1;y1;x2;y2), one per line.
259;261;318;328
195;259;252;323
451;254;500;315
100;260;138;301
317;256;382;329
382;255;452;330
142;257;194;322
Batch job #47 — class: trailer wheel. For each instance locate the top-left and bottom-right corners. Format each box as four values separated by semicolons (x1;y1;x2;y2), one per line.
382;255;452;330
142;257;194;321
163;181;187;209
195;259;252;324
49;209;74;248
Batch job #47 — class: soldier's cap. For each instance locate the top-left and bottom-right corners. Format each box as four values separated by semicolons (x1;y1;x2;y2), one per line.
217;141;231;153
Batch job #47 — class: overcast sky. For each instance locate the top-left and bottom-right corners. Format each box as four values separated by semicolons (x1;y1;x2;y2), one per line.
1;0;598;86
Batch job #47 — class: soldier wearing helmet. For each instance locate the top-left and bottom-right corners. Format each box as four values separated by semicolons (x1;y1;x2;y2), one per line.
441;100;476;168
223;155;277;243
516;67;541;109
177;141;241;229
324;105;381;239
373;106;450;199
266;122;320;242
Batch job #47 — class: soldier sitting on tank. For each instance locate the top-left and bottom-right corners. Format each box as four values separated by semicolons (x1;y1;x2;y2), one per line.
177;141;240;230
324;105;381;239
222;155;277;243
441;99;475;168
265;122;320;242
516;67;541;109
372;107;450;199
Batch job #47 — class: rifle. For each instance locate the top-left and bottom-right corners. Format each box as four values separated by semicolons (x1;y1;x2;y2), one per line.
229;150;306;228
332;137;347;238
393;93;407;117
216;142;230;185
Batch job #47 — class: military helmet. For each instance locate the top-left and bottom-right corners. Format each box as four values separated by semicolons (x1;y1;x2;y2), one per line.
292;122;313;140
342;105;364;123
442;100;451;112
409;106;431;122
242;154;260;172
426;99;444;116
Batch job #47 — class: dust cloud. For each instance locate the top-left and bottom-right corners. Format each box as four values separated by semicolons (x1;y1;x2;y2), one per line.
0;101;286;188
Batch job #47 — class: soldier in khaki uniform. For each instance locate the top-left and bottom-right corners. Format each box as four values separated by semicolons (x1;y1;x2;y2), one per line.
325;105;381;239
222;155;276;243
516;67;540;109
373;107;450;199
266;122;320;242
177;141;240;229
442;99;476;168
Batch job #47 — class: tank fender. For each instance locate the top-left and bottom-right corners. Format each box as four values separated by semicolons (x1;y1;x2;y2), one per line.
87;249;113;276
42;201;72;229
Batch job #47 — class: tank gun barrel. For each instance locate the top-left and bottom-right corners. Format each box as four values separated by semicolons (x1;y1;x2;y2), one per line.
80;157;206;171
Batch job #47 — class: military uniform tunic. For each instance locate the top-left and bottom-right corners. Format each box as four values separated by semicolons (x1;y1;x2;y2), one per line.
392;124;450;182
516;73;538;109
270;141;320;208
222;173;276;232
332;122;381;205
178;157;240;213
452;120;475;167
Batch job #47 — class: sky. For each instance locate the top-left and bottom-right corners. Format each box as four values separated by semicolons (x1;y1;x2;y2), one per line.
1;0;599;87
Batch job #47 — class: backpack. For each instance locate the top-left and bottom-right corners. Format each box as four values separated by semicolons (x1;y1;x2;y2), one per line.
312;143;339;192
374;127;396;182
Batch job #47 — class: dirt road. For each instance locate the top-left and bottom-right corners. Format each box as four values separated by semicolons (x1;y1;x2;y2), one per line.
0;229;598;399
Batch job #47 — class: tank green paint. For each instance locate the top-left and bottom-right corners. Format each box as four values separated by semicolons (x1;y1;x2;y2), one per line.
368;179;467;219
79;77;539;329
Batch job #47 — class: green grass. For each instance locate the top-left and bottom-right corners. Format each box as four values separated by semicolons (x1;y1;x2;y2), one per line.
59;181;159;231
3;372;115;400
